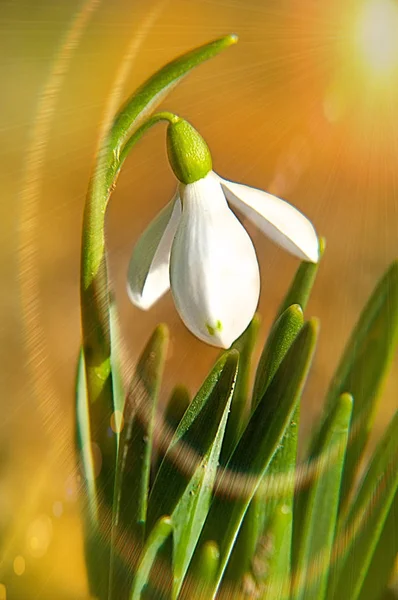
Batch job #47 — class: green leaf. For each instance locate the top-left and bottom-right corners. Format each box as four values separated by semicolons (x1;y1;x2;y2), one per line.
253;304;304;408
109;325;169;599
183;320;318;598
319;261;398;502
327;412;398;600
292;393;353;600
153;385;191;480
109;296;126;419
75;351;109;599
76;299;125;599
358;493;398;600
259;505;293;600
276;237;326;319
221;315;261;464
130;516;173;600
147;351;239;598
164;385;191;432
227;305;303;588
76;350;98;524
184;541;220;600
110;34;238;159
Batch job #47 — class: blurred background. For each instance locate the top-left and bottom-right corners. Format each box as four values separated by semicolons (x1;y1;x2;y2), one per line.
1;0;398;597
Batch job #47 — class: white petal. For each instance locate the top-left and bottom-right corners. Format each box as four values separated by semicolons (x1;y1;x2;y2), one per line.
127;192;181;310
217;174;319;263
170;173;260;348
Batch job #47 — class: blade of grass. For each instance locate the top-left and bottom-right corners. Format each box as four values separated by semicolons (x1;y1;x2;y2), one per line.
109;296;125;419
327;412;398;600
76;350;98;523
147;351;238;527
253;305;304;408
292;393;353;600
109;325;169;599
223;305;303;588
186;541;220;600
148;351;239;598
153;385;191;477
221;315;261;464
164;385;191;432
317;261;398;502
259;505;293;600
276;237;325;319
358;493;398;600
182;320;318;599
76;351;109;599
129;516;173;600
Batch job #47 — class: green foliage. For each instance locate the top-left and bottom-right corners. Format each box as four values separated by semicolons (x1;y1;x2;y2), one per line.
76;254;398;599
292;393;353;600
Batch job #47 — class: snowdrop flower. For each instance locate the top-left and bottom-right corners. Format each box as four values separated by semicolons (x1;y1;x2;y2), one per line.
127;118;319;348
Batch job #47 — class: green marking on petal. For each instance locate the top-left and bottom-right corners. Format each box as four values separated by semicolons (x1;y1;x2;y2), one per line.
206;321;223;336
206;324;216;336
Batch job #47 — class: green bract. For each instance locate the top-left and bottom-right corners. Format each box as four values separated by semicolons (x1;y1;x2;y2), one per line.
77;35;398;600
166;118;213;184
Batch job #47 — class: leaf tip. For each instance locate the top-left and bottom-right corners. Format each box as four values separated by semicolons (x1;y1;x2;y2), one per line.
226;348;240;368
151;323;170;348
288;303;304;318
339;392;353;411
225;33;239;45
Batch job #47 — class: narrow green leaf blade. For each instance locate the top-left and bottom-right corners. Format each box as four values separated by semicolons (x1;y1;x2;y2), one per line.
320;261;398;500
183;320;318;598
110;34;238;156
276;237;325;319
109;325;169;599
292;393;353;600
221;315;260;463
147;351;238;597
130;516;173;600
164;385;191;432
259;505;293;600
109;296;126;419
147;351;238;528
328;412;398;600
227;305;303;589
358;493;398;600
184;541;220;600
253;304;304;408
172;374;235;598
76;350;98;523
76;351;109;599
153;384;191;477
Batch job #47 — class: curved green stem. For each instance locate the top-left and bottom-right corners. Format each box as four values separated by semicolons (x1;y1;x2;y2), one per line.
80;111;178;508
117;111;179;175
79;34;238;510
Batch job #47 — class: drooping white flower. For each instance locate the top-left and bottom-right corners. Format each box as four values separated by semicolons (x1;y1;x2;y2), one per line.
127;118;319;348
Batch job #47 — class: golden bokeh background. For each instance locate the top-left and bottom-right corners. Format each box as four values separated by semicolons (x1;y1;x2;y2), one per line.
1;0;398;597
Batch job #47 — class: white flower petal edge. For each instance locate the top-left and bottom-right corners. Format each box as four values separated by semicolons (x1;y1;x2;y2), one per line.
216;173;319;263
127;192;181;310
170;173;260;348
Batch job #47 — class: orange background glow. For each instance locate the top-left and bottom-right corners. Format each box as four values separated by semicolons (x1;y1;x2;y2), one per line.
1;0;397;597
